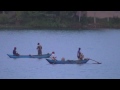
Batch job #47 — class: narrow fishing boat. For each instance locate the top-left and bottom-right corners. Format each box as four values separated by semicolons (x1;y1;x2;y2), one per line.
7;53;51;58
46;58;89;64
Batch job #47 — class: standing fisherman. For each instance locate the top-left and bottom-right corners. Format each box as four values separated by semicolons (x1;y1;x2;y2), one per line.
37;43;42;55
77;48;84;60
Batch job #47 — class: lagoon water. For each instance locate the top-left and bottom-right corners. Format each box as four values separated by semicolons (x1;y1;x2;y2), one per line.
0;29;120;79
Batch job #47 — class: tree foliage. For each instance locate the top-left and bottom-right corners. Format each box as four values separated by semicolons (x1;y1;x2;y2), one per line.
1;11;120;29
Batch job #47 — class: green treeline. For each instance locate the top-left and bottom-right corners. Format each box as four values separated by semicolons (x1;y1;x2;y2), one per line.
0;11;120;29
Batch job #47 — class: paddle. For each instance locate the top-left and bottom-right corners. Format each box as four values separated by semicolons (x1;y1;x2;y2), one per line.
89;59;101;64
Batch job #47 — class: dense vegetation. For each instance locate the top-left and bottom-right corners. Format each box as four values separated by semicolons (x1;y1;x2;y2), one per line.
0;11;120;30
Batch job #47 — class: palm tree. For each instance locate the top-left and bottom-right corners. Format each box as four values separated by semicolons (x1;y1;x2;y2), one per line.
94;11;96;24
78;11;81;22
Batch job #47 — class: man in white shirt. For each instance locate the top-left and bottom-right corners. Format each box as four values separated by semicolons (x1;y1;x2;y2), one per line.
50;52;57;60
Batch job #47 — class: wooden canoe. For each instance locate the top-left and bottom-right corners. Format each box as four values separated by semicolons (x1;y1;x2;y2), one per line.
7;53;51;58
46;58;89;64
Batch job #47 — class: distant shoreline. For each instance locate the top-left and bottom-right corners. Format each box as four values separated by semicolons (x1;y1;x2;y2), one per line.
0;25;120;30
1;11;120;30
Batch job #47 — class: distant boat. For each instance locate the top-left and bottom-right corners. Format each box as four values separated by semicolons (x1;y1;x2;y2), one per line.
46;58;89;64
7;53;51;58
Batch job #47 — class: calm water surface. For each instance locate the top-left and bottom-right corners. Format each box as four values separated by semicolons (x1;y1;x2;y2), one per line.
0;29;120;79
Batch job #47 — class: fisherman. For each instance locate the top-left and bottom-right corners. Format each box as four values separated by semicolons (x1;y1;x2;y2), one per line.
50;52;57;60
77;48;84;60
13;47;19;56
37;43;42;55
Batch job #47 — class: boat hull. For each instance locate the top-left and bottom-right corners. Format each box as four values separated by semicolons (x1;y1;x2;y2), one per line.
46;59;89;64
7;54;51;58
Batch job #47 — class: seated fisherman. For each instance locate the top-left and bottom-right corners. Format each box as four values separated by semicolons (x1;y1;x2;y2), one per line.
13;47;20;56
50;52;57;60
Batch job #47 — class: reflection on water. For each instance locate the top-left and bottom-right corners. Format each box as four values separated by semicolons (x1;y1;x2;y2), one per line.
0;29;120;79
